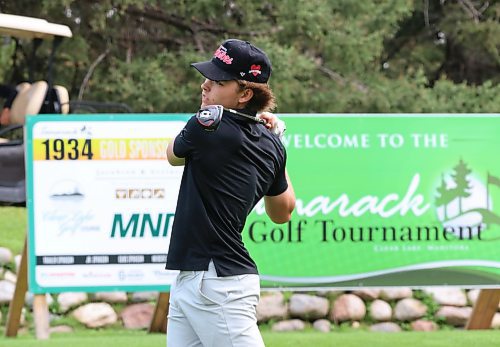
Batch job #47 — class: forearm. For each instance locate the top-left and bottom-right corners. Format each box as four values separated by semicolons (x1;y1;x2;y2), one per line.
264;170;296;224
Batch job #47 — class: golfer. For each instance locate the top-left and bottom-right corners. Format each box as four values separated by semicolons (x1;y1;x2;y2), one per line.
165;38;295;346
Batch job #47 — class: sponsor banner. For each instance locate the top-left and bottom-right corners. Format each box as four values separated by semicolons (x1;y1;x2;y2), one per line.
246;114;500;288
26;114;188;293
26;114;500;293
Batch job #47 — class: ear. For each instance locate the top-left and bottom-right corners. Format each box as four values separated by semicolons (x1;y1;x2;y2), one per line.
238;88;254;104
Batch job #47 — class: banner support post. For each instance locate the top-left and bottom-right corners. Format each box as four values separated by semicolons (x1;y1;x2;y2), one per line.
149;292;169;333
466;289;500;329
5;237;28;337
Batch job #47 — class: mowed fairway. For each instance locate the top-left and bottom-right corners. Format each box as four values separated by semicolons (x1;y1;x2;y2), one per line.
0;330;499;347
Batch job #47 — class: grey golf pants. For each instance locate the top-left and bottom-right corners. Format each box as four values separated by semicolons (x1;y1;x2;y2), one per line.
166;261;265;347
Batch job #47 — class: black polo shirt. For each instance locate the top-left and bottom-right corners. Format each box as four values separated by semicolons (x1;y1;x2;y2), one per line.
165;110;288;276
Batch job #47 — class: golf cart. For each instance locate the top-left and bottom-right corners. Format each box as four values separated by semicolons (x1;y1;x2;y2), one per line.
0;14;75;206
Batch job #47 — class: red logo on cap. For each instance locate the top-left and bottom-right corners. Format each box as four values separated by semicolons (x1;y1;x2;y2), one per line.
214;46;233;65
249;65;262;76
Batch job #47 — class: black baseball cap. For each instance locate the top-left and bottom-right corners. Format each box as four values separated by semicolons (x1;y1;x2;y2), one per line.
191;39;271;84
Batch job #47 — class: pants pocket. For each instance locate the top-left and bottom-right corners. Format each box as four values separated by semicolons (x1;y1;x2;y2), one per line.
198;276;230;305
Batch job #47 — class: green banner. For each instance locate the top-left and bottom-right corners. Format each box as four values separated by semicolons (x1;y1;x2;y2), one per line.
244;114;500;288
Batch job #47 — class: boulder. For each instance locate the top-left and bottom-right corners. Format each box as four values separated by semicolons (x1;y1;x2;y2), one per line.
57;292;88;313
379;288;412;301
72;302;118;328
423;287;467;306
353;289;381;300
492;313;500;328
271;319;305;332
370;322;402;332
14;254;22;273
394;298;427;321
312;319;331;333
0;247;13;265
130;291;158;303
3;270;16;283
121;303;155;329
0;280;15;304
435;306;472;326
289;294;329;320
467;289;480;306
330;294;366;322
411;320;439;331
256;292;288;322
370;299;392;321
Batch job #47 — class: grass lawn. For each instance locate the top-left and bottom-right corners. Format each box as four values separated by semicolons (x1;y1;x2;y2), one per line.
0;329;499;347
0;206;27;254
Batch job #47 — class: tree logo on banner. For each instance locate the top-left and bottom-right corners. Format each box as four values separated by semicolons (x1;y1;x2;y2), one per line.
435;159;500;236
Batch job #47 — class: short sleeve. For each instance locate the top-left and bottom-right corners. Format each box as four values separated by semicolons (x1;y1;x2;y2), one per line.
173;116;201;158
266;151;288;196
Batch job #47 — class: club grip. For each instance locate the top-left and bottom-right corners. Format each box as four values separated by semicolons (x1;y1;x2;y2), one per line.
196;105;223;131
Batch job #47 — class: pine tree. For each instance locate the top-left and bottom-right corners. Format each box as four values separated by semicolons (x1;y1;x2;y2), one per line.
435;173;454;220
451;159;472;213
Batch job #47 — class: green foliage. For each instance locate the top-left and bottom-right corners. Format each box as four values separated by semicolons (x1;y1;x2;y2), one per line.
0;0;498;113
413;290;440;321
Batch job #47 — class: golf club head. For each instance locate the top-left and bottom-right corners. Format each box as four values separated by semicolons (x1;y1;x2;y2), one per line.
196;105;224;131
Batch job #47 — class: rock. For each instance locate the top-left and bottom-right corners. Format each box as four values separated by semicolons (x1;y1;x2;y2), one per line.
72;302;118;328
3;270;16;283
49;325;74;334
121;303;155;329
370;322;402;332
289;294;329;320
14;254;22;273
313;319;331;333
316;290;343;298
467;289;480;306
0;280;15;304
370;299;392;321
351;321;361;329
0;247;13;265
424;287;467;306
19;307;27;326
330;294;366;322
25;292;54;308
411;320;438;331
353;289;381;300
257;292;288;323
435;306;472;326
271;319;305;332
394;298;427;321
57;292;88;313
130;291;158;303
492;313;500;328
379;288;412;301
95;291;128;303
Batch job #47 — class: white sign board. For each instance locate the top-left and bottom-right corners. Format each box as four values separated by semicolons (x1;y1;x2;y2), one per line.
26;114;189;293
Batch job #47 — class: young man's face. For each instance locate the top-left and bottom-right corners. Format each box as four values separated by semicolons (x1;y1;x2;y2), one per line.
200;79;245;109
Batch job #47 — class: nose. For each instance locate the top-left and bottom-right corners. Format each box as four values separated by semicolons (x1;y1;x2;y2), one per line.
201;79;211;91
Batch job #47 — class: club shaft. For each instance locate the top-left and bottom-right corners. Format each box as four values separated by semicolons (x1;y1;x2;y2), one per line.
225;108;266;124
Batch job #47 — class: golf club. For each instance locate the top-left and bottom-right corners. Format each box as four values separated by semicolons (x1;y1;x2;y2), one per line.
196;104;266;131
